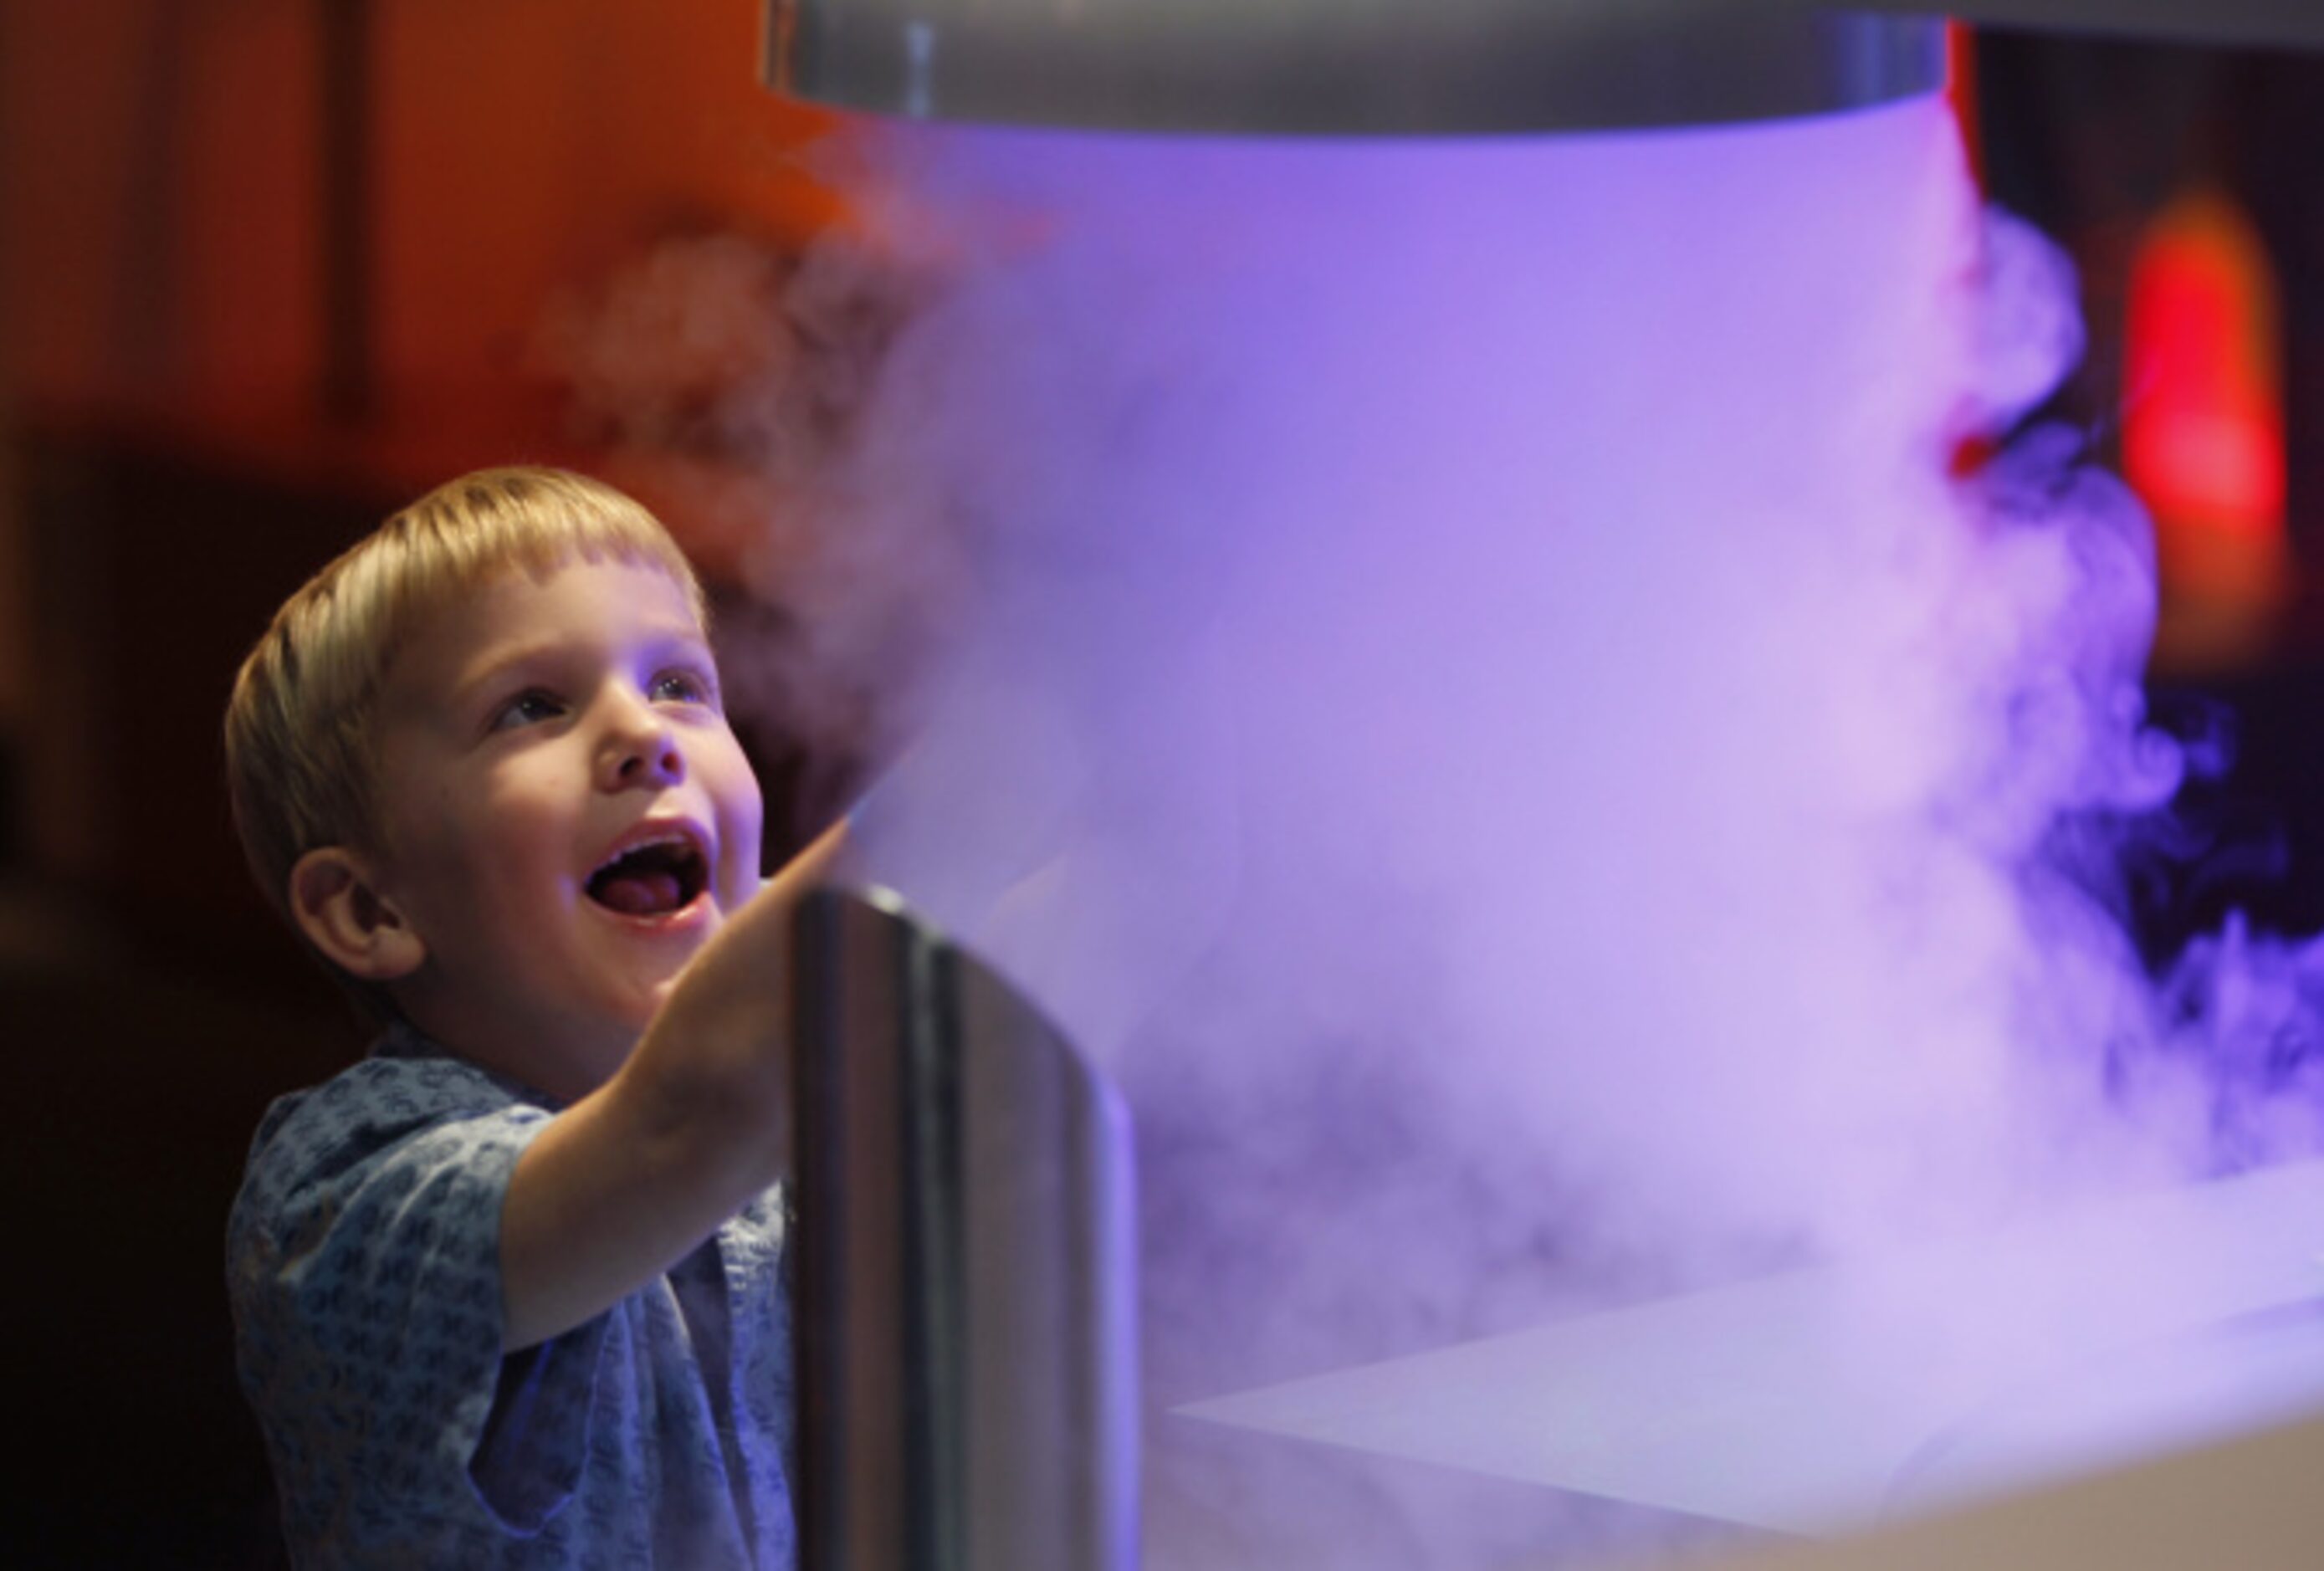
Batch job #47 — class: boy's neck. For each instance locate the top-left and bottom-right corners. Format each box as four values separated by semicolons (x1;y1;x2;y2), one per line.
392;979;634;1105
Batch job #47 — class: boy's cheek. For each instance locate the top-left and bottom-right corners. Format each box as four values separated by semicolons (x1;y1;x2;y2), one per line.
724;806;766;905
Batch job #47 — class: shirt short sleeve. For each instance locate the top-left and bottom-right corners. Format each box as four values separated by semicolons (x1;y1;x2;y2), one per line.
228;1057;613;1548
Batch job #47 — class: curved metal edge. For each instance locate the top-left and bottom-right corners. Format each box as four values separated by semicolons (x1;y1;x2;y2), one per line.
943;938;1143;1571
791;883;1140;1571
767;1;1945;136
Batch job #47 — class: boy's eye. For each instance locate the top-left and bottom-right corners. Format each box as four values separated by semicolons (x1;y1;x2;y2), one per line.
650;668;717;707
489;689;566;731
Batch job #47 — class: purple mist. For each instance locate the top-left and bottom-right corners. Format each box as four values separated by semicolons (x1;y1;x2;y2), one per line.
734;96;2324;1565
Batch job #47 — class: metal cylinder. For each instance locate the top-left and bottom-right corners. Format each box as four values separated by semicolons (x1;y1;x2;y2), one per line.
791;885;1140;1571
765;0;1947;135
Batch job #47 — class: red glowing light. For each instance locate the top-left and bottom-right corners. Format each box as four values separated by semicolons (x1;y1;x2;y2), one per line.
1945;23;1983;187
2123;191;2287;536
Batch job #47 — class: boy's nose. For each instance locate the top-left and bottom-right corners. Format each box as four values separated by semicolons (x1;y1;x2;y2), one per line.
599;699;686;790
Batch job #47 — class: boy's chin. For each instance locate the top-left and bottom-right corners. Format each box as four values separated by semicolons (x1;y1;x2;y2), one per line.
627;967;691;1023
567;976;678;1056
591;936;713;1042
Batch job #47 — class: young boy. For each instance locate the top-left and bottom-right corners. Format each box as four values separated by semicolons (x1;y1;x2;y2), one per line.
223;466;839;1568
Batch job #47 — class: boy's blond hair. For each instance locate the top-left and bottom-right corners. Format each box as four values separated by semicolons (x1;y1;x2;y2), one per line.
224;466;707;929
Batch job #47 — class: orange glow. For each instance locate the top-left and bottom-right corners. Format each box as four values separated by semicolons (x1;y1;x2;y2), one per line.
1;0;847;489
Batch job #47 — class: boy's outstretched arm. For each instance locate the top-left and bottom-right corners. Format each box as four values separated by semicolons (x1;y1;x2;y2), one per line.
496;821;849;1352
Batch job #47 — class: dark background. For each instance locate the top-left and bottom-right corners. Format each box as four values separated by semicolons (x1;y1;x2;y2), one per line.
1;5;853;1560
1973;30;2324;955
4;7;2324;1563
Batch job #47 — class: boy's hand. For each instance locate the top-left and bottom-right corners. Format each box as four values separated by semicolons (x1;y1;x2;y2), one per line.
632;816;853;1169
499;818;850;1351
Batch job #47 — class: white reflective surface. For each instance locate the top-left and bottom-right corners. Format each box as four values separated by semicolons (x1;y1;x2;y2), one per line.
1183;1160;2324;1538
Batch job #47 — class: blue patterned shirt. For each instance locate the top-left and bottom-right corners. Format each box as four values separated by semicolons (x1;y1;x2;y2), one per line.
227;1024;796;1568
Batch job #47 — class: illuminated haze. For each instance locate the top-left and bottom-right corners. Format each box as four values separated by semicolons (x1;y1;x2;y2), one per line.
699;98;2324;1564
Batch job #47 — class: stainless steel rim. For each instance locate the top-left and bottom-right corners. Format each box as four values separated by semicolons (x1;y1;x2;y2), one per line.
767;0;1948;136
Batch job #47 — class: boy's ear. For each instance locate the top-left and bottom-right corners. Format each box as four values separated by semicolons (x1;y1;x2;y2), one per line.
288;847;427;982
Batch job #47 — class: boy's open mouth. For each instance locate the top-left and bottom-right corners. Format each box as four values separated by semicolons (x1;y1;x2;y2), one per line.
585;832;709;919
